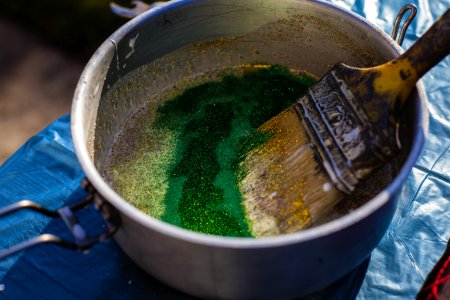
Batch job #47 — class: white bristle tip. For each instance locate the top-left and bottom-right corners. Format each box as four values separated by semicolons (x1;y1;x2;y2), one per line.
323;182;332;192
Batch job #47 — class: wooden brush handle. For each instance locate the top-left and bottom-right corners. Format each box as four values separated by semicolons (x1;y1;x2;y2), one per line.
397;8;450;80
373;8;450;107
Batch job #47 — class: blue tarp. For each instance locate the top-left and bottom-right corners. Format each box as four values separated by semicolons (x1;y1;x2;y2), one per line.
0;1;449;299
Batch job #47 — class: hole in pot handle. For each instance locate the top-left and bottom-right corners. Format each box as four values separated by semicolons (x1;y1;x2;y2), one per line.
391;4;417;46
0;179;120;260
110;1;166;19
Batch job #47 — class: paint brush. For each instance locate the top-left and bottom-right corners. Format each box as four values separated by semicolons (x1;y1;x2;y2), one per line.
240;9;450;237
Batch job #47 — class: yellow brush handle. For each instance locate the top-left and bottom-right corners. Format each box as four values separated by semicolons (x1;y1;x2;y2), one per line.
372;8;450;105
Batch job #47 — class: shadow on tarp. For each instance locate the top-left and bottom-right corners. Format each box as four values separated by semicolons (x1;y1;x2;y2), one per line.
0;215;370;299
0;185;195;300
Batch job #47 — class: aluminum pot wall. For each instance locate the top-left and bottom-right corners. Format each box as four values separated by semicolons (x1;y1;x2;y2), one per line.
71;0;428;299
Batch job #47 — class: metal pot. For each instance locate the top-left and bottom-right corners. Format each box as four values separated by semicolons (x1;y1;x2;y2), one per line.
2;1;428;299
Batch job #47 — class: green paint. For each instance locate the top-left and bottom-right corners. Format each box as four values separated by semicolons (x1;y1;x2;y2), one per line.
155;65;315;236
106;65;315;237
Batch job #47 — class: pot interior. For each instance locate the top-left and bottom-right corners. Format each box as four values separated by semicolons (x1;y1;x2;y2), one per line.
77;0;419;235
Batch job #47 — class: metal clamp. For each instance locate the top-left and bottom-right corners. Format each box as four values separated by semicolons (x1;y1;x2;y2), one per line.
0;179;120;259
391;4;417;46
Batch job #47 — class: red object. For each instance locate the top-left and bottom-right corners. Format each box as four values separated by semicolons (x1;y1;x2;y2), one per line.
417;240;450;300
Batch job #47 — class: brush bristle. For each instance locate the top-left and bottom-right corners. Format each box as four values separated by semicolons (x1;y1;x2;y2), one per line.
239;106;344;237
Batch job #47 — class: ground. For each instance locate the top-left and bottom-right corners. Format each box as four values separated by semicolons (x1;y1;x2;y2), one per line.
0;19;84;163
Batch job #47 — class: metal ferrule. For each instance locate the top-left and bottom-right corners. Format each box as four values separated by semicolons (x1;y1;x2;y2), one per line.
295;68;396;194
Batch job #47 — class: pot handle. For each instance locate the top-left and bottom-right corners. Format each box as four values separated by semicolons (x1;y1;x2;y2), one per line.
0;180;120;259
110;1;166;19
391;4;417;46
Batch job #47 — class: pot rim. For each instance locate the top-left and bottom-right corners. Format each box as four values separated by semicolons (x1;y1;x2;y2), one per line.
71;0;428;248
